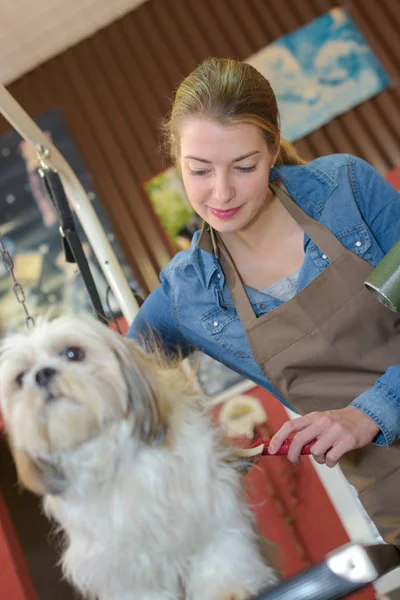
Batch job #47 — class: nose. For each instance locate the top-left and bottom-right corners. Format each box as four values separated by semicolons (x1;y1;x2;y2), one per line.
214;173;235;204
35;367;57;387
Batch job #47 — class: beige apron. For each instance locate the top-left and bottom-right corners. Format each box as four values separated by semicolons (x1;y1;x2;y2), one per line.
199;183;400;545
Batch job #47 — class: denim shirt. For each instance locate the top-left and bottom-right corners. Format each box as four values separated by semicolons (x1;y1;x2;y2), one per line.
128;154;400;447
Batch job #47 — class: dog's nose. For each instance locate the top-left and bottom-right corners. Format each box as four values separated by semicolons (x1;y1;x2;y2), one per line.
35;367;57;387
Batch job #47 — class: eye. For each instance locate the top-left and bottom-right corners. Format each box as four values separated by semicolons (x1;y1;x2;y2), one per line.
236;165;257;173
189;168;209;177
60;346;85;362
15;372;26;387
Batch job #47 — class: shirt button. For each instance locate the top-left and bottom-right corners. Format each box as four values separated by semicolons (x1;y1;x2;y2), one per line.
355;241;362;247
322;254;328;259
213;321;219;327
217;273;221;278
259;303;265;309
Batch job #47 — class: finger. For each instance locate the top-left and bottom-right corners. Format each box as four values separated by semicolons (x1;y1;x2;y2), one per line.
325;438;355;468
268;422;295;454
310;426;342;465
269;415;315;454
287;424;321;464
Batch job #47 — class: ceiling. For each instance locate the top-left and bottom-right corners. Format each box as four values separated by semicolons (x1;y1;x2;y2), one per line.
1;0;148;85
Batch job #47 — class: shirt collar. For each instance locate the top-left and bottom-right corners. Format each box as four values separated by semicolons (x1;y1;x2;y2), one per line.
191;229;220;289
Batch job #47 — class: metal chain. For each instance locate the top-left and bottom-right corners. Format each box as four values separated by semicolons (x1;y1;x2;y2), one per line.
0;145;49;331
0;233;35;329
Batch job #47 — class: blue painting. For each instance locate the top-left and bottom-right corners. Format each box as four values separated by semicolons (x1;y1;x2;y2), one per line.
247;8;390;141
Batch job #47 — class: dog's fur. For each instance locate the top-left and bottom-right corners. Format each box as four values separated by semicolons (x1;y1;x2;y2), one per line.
0;317;277;600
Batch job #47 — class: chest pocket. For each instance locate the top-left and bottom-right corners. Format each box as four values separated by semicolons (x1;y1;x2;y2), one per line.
201;307;254;359
337;224;372;260
307;224;373;270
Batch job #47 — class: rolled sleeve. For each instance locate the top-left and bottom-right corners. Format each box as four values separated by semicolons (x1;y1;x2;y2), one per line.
349;381;400;447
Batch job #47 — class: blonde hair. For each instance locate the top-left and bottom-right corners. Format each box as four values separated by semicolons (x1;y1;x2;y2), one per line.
163;57;306;166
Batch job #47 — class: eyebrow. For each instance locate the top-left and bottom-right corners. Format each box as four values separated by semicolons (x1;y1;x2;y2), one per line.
183;150;261;163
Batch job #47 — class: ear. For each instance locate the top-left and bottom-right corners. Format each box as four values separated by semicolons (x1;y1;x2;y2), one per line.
11;445;67;496
115;339;168;445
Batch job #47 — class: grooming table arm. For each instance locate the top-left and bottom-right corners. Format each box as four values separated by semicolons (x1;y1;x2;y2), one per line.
250;543;400;600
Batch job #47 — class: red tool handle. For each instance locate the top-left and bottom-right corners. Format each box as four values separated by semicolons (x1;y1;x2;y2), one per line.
251;439;316;456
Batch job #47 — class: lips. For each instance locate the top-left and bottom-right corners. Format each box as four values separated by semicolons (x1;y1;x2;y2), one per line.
208;205;243;220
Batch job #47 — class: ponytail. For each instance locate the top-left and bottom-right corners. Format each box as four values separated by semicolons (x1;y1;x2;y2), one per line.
276;138;307;166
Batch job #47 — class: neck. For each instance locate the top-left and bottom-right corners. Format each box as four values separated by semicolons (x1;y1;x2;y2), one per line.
221;188;285;255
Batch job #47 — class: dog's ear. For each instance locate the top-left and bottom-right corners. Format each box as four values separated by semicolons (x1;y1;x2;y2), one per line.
11;445;67;496
115;339;168;445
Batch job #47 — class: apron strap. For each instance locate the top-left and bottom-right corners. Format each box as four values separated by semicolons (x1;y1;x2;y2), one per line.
217;237;258;328
269;182;345;262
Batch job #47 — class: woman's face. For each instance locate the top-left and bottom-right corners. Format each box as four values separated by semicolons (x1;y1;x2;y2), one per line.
179;119;277;233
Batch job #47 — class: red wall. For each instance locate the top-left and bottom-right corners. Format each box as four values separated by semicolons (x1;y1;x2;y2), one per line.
0;484;38;600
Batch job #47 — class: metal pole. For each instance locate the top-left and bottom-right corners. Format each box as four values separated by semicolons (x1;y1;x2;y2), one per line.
0;83;139;323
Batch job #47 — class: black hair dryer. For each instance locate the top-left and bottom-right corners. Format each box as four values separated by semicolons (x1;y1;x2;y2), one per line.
365;239;400;312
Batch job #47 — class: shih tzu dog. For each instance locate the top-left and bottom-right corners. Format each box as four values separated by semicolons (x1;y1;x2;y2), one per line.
0;317;277;600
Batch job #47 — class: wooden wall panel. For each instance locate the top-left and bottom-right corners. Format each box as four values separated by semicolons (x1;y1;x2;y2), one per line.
1;0;399;294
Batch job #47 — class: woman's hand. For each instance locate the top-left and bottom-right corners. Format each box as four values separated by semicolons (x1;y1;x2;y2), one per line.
268;407;380;467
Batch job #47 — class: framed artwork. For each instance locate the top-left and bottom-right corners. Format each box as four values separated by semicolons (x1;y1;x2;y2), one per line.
247;8;390;141
143;165;201;252
0;108;141;331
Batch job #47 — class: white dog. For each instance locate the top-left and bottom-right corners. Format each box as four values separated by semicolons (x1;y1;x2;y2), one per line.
0;317;277;600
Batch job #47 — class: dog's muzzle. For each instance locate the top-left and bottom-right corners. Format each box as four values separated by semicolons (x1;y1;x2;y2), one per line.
35;367;57;388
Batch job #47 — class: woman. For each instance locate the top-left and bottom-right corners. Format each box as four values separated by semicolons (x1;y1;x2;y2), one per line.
128;57;400;545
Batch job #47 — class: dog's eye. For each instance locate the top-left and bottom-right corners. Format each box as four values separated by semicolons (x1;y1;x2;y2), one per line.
60;346;85;362
15;372;26;387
